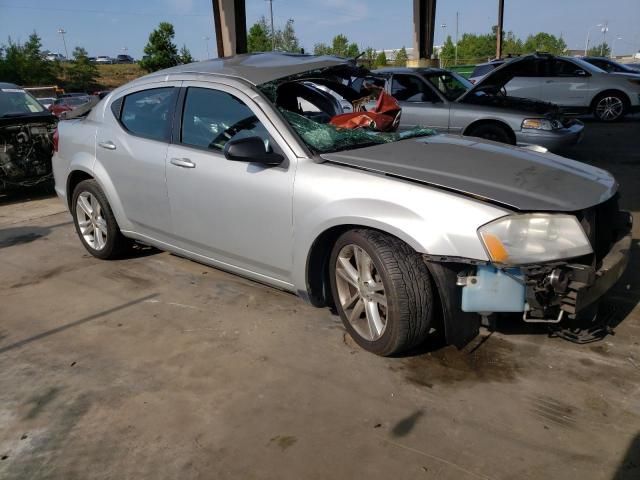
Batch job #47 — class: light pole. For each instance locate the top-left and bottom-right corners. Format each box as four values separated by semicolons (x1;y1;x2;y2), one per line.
455;11;459;65
203;36;210;59
601;22;609;56
57;28;68;59
611;36;622;58
584;24;603;56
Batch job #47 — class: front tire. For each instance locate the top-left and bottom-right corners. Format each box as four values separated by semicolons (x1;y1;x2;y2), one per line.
465;123;514;145
71;179;129;259
329;229;433;356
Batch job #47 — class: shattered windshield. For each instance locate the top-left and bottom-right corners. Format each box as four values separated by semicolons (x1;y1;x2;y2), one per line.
259;65;435;154
0;88;46;117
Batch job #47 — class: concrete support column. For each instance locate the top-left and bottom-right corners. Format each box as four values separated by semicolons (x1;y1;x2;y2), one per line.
408;0;438;67
212;0;247;58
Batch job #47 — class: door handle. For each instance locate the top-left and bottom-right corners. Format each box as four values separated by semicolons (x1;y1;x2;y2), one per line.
170;157;196;168
98;141;116;150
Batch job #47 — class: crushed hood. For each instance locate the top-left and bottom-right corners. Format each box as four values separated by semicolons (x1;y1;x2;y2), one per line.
320;135;617;212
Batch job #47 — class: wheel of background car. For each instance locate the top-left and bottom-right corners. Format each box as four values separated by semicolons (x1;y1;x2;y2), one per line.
209;115;259;150
329;229;433;356
71;179;130;260
465;123;514;145
593;93;627;122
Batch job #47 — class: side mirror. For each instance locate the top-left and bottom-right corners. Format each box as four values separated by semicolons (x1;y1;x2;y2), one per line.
223;136;284;166
575;69;587;77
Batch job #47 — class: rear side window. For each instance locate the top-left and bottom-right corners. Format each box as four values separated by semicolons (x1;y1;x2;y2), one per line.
550;59;586;77
471;64;497;77
116;87;177;142
391;74;440;102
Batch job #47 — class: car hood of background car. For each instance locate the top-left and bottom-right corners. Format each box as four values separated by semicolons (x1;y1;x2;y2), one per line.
320;135;617;212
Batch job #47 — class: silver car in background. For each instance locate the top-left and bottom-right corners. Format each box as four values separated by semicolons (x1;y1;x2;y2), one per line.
52;53;632;356
374;67;583;151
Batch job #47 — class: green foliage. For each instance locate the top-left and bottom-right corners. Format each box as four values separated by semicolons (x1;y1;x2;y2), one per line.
312;34;358;58
439;27;566;64
374;51;388;67
247;16;301;53
0;32;56;86
66;46;99;91
359;47;377;67
179;44;194;64
394;46;408;67
247;16;272;52
587;42;611;57
139;22;179;72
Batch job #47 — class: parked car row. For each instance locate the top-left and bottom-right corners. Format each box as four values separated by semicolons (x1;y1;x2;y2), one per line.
45;54;135;64
51;52;632;357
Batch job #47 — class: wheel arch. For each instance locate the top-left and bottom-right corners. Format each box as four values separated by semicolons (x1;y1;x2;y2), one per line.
66;169;94;210
463;119;516;144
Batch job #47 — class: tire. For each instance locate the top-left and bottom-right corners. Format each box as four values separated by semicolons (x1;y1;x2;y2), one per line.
466;123;514;145
71;179;130;259
328;229;433;356
592;92;627;122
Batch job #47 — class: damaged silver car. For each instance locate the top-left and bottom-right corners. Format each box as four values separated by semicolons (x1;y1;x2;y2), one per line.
52;53;632;356
0;83;57;192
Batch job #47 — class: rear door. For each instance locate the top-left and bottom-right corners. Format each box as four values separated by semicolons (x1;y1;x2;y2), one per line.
389;73;450;132
503;58;544;100
96;82;180;238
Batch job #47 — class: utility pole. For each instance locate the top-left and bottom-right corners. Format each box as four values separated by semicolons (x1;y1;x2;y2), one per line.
601;21;609;56
455;11;459;65
267;0;275;51
57;28;69;59
203;36;210;58
496;0;504;59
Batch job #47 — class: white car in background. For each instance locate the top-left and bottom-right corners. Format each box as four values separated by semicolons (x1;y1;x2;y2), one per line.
473;54;640;121
36;97;56;109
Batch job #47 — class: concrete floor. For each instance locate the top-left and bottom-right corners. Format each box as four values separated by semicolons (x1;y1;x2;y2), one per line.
1;117;639;480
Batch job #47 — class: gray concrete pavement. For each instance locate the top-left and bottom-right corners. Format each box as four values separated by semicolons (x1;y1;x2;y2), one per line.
0;118;639;480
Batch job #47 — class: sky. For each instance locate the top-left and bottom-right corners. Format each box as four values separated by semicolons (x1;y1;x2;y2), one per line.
0;0;638;60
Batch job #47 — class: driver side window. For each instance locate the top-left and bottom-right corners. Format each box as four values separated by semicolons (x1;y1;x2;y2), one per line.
391;75;439;103
181;87;272;152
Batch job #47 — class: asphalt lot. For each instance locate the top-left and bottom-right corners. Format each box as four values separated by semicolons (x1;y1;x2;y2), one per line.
1;116;639;480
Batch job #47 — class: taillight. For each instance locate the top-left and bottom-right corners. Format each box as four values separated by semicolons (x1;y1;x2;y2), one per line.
53;127;59;152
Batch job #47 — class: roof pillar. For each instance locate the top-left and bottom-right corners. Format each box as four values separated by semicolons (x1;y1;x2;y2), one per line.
408;0;438;67
212;0;247;58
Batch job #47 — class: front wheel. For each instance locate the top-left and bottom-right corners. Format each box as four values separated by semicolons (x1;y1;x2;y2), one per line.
329;229;434;356
593;93;627;122
465;123;514;145
71;179;130;259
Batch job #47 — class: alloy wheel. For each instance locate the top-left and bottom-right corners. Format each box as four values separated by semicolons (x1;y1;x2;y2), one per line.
596;96;624;121
334;244;388;341
75;191;108;250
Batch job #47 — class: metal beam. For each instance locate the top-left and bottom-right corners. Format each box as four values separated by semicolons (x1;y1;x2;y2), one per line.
410;0;437;67
496;0;504;59
211;0;247;58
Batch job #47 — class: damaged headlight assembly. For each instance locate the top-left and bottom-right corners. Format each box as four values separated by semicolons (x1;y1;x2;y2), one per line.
477;213;592;265
521;118;563;131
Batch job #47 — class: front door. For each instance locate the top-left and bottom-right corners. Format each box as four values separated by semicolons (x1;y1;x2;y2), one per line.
165;83;296;284
389;74;450;132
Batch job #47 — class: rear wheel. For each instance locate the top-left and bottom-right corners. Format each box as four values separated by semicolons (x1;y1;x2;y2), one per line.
329;229;433;356
465;123;514;145
593;92;627;122
71;179;130;259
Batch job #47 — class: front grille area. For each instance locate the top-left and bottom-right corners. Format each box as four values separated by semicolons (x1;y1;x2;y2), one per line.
577;194;620;265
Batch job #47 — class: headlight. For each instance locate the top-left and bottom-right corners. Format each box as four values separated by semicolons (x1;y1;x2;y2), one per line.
478;214;592;265
521;118;562;131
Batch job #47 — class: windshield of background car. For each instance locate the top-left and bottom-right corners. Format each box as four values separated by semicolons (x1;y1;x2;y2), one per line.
0;88;46;116
423;72;472;100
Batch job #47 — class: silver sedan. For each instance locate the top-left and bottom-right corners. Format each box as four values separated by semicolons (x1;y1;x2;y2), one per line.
52;53;631;356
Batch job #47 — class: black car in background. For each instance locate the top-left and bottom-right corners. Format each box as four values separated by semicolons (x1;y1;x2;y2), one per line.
116;54;135;64
0;83;57;191
582;57;640;75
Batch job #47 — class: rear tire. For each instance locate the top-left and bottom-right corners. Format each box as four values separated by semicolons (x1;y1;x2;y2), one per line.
329;229;433;356
466;123;514;145
71;179;130;259
592;92;627;122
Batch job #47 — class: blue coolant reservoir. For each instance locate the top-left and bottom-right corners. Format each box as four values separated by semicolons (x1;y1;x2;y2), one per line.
461;265;526;313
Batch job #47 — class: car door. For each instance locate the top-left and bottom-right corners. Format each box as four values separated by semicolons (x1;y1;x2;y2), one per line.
164;82;296;283
96;82;180;238
539;58;590;108
389;74;450;132
503;58;544;100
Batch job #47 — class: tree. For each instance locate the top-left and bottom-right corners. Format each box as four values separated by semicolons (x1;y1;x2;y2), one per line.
313;43;331;55
588;42;611;57
359;47;377;67
313;34;358;57
179;44;194;64
275;18;300;52
374;51;387;67
1;32;56;85
139;22;179;72
247;16;271;52
523;32;566;55
394;46;409;66
66;46;98;91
